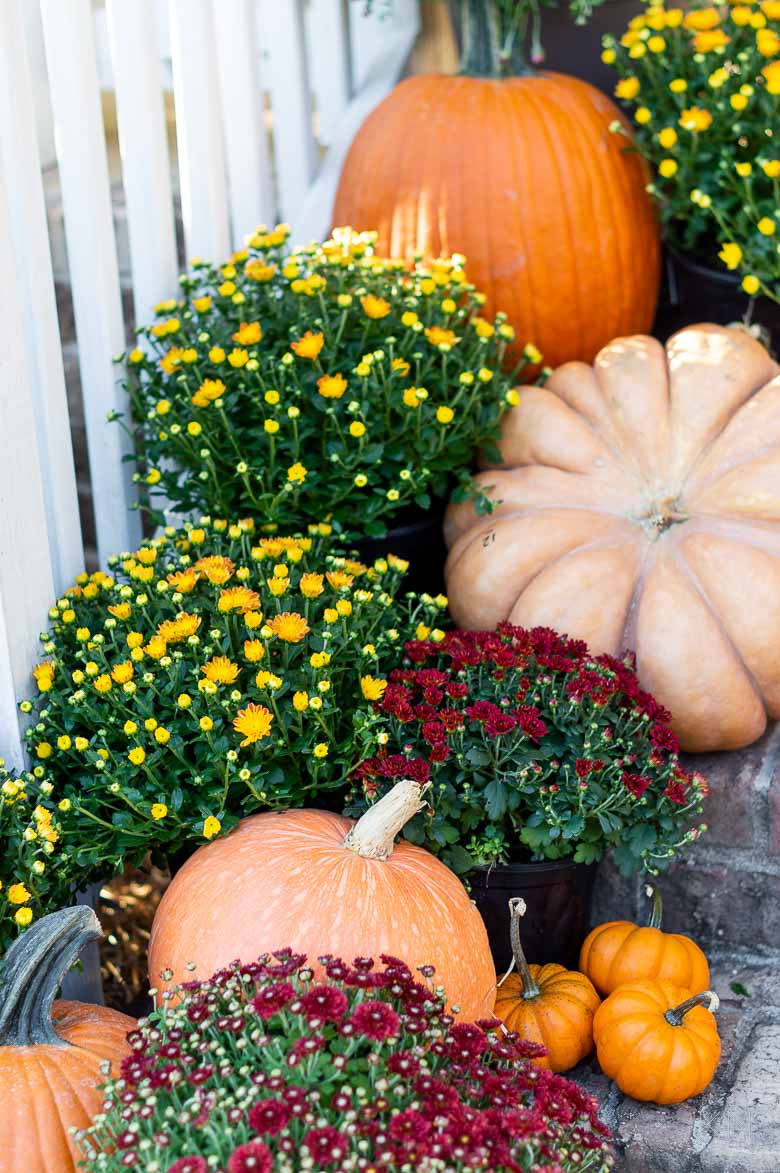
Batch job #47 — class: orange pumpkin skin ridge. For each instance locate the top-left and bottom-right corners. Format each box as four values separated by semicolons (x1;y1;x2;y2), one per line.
333;72;660;368
445;324;780;751
149;806;496;1023
494;963;601;1072
593;980;721;1104
579;921;710;998
0;1001;134;1173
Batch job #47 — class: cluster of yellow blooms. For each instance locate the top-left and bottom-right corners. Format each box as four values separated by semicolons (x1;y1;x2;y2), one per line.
20;518;445;902
604;2;780;294
0;759;68;951
122;226;537;536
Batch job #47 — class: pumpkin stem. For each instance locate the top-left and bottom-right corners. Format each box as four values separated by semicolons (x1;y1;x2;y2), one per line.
0;905;102;1047
507;897;541;999
456;0;535;78
665;989;720;1027
343;779;429;860
645;884;663;929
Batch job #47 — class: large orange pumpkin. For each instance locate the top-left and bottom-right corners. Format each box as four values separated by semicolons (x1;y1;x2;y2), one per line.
445;324;780;751
0;906;133;1172
332;72;659;368
494;898;600;1072
593;981;721;1104
579;886;710;997
149;780;495;1021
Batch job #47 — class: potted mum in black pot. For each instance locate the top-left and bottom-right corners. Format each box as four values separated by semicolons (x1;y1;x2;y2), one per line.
603;1;780;344
120;226;535;595
350;623;707;971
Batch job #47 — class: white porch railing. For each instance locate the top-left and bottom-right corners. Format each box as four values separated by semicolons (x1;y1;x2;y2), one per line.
0;0;420;768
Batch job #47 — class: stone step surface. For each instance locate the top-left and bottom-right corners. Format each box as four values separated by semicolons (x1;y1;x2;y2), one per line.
572;954;780;1172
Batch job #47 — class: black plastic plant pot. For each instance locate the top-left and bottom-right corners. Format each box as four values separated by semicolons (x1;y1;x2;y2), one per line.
654;245;780;349
469;859;597;975
348;503;448;598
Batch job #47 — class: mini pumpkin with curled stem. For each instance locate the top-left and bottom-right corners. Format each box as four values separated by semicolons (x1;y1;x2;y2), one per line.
579;886;710;997
493;898;601;1072
593;981;721;1104
0;906;134;1173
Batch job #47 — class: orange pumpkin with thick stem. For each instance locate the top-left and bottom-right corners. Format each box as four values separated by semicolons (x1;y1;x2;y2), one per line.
579;886;710;998
593;981;721;1104
332;69;659;369
445;324;780;751
493;898;600;1072
0;906;134;1173
150;780;496;1022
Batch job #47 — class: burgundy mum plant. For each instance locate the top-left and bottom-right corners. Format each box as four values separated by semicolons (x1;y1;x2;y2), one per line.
77;950;613;1172
350;624;708;875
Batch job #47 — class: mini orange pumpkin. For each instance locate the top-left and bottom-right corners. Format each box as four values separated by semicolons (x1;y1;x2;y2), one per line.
493;898;601;1072
0;906;134;1172
579;886;710;997
150;780;496;1022
593;981;721;1104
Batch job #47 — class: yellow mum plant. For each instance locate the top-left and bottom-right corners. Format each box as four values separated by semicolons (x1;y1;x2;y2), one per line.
18;518;442;889
119;226;536;540
604;0;780;287
0;759;69;953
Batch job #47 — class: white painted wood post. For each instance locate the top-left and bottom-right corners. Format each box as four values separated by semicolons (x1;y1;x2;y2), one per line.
105;0;180;330
169;0;232;261
0;0;83;597
258;0;316;225
0;162;58;768
307;0;352;148
212;0;276;249
39;0;141;565
296;7;420;243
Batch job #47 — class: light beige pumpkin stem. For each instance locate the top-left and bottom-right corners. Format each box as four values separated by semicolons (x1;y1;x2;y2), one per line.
508;897;541;999
343;779;429;860
665;989;720;1027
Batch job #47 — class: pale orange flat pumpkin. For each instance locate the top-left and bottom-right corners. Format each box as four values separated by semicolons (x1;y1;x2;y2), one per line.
445;324;780;751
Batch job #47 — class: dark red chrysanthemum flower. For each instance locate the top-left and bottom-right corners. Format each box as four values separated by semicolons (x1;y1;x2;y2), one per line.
303;1125;347;1167
247;1097;291;1136
299;984;348;1023
167;1158;208;1173
251;981;296;1019
388;1107;432;1143
349;1000;401;1040
226;1140;273;1173
650;723;680;753
623;772;652;798
664;781;688;805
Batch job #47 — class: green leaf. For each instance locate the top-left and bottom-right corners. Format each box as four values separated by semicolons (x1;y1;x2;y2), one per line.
484;779;508;820
730;981;751;998
445;844;474;874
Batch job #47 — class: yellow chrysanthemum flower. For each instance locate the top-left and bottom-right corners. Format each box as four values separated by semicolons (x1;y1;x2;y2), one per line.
268;612;310;643
233;703;274;746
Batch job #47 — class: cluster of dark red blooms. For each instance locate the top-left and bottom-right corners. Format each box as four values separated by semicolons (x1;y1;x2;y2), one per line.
79;949;613;1173
355;624;701;808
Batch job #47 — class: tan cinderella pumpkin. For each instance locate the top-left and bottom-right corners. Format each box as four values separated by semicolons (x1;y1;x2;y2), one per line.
149;780;496;1021
445;324;780;751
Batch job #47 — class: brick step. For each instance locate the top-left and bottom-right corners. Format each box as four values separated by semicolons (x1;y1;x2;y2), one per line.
573;953;780;1172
